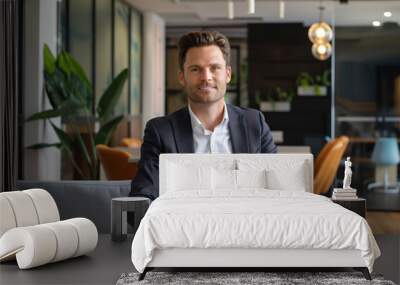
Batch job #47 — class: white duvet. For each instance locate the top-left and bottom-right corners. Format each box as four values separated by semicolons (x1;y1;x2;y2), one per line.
131;190;380;273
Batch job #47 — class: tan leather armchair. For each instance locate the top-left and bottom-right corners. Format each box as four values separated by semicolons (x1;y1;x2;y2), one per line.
96;144;139;180
120;138;143;148
314;136;350;195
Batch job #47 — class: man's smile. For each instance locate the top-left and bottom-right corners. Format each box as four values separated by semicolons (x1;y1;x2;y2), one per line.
197;85;216;92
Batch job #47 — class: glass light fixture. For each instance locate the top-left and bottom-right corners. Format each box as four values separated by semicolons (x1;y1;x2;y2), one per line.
308;5;333;61
308;22;333;43
308;6;333;44
312;42;332;61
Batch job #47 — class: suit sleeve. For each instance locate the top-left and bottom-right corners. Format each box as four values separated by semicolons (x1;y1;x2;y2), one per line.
129;120;161;200
258;111;277;153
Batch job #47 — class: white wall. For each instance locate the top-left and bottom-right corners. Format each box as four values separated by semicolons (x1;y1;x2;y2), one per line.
23;0;60;180
142;12;166;134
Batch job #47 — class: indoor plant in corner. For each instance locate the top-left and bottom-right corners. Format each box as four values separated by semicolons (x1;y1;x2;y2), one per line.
26;44;128;180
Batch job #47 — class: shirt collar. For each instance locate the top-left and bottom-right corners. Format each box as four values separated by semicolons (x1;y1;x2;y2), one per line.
188;102;229;131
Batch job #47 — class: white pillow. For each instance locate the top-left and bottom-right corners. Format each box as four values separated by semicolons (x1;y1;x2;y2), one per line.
237;159;309;192
212;168;237;191
236;169;267;189
167;162;212;191
266;166;307;192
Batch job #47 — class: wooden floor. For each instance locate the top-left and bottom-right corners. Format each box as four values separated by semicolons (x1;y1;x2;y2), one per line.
366;211;400;235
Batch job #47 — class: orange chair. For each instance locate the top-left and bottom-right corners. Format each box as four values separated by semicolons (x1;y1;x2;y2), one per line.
96;144;139;180
314;136;350;195
121;138;143;148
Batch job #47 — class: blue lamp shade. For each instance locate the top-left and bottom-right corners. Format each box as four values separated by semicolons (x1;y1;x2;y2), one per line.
371;137;400;165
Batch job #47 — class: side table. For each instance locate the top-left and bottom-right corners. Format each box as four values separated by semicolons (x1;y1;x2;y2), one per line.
331;198;366;218
111;197;150;242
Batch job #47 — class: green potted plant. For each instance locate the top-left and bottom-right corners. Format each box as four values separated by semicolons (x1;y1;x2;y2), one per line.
296;70;331;96
26;44;129;179
256;87;294;112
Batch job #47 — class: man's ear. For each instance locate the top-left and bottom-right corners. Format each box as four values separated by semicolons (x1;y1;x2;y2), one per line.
178;70;185;86
226;65;232;84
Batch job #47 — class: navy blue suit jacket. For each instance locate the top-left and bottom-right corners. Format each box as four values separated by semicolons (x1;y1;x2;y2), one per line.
129;104;277;200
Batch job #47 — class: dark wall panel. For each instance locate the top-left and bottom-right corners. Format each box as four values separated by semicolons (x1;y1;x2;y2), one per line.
248;23;331;149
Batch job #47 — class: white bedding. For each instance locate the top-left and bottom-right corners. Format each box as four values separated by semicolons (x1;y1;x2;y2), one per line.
131;190;380;273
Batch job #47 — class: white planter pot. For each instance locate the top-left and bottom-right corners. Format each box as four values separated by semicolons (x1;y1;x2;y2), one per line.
260;101;291;112
297;86;327;96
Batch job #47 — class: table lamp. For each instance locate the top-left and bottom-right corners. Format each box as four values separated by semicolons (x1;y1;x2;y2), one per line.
371;137;400;192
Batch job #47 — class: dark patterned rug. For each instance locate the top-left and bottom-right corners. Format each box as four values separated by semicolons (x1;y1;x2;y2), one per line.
116;271;396;285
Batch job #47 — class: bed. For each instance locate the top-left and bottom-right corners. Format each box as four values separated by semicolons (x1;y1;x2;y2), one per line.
131;154;380;280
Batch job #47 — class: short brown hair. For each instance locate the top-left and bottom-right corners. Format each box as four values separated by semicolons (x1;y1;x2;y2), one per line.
177;31;231;71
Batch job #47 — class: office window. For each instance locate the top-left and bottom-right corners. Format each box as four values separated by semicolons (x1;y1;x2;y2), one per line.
335;25;400;191
95;0;112;104
130;8;142;116
68;0;93;83
114;0;130;115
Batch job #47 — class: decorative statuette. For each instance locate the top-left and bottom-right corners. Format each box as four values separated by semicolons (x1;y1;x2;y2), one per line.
343;157;353;189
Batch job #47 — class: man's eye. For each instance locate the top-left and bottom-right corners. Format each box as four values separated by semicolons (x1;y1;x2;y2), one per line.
190;68;199;72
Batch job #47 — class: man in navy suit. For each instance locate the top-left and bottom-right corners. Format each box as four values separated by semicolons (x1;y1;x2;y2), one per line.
130;31;277;200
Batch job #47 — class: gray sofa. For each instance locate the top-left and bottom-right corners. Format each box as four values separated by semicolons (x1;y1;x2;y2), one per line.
16;180;131;233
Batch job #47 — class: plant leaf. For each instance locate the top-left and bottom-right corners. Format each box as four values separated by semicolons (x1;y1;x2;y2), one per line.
26;109;63;122
44;68;69;108
26;143;62;149
65;52;91;88
95;115;124;145
50;121;74;151
67;73;92;111
59;145;85;179
26;99;83;122
50;122;91;178
57;51;72;77
75;131;93;170
97;69;128;123
43;44;56;74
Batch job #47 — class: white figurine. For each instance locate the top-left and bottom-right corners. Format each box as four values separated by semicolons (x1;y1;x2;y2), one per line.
343;157;352;189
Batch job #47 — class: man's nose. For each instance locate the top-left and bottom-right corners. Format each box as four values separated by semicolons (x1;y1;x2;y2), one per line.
199;68;212;81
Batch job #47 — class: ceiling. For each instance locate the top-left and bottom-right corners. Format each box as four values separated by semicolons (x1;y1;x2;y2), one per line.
126;0;400;27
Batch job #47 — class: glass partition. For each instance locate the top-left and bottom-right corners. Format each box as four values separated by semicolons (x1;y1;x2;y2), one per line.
335;24;400;192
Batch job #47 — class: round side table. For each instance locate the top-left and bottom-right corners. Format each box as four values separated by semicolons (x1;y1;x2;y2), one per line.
111;197;150;242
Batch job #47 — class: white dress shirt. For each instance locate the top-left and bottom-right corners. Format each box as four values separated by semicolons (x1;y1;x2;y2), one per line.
188;103;233;154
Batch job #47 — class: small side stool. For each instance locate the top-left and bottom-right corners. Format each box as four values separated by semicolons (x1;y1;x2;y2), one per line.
111;197;150;242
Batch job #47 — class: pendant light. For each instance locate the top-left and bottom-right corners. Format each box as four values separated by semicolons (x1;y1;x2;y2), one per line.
308;5;333;61
312;42;332;61
308;20;333;43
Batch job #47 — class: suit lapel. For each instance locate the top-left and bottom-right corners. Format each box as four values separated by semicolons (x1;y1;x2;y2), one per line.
171;107;194;153
227;104;249;153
